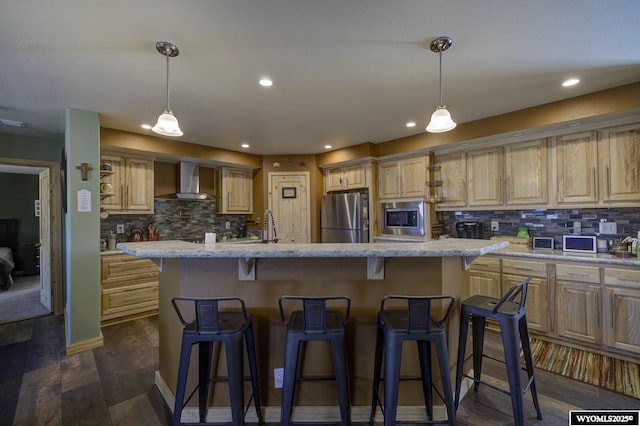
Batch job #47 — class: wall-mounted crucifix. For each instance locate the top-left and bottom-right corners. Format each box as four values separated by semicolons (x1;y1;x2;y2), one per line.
76;163;93;181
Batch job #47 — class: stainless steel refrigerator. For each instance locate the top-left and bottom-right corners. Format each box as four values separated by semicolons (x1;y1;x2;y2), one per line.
321;192;370;243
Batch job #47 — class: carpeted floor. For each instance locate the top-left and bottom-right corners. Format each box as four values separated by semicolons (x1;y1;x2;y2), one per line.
530;337;640;400
0;275;50;324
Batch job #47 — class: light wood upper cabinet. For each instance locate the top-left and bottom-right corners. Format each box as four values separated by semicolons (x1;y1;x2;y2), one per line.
216;167;253;214
325;163;368;192
438;152;467;207
556;131;599;204
467;147;503;207
378;156;426;199
505;139;548;205
599;123;640;203
100;153;154;214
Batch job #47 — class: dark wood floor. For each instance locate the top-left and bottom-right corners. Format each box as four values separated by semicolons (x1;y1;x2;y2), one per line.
1;314;638;425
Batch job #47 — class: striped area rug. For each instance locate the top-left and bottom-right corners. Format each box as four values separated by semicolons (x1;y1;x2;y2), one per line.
530;338;640;400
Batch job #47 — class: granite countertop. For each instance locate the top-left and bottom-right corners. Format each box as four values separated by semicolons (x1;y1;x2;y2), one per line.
116;239;509;259
495;245;640;267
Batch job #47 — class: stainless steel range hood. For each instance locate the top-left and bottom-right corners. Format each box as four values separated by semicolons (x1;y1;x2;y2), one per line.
175;161;209;200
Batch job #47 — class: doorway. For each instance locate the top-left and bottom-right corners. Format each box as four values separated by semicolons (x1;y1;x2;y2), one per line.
268;172;311;243
0;159;59;324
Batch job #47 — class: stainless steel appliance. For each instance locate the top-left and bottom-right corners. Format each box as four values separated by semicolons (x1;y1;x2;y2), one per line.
563;235;597;253
321;192;370;243
380;201;425;238
456;222;483;239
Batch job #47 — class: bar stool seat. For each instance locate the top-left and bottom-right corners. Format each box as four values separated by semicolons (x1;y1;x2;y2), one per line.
278;295;352;426
454;278;543;426
369;295;456;426
172;297;263;426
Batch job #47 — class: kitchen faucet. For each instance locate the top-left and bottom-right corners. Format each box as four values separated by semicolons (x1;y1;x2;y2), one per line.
263;209;279;243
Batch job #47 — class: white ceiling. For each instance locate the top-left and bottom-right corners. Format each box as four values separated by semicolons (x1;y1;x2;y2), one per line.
1;0;639;155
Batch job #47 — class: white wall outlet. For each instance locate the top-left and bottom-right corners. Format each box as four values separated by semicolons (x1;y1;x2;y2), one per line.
274;367;284;389
116;224;124;234
491;220;499;231
225;221;231;229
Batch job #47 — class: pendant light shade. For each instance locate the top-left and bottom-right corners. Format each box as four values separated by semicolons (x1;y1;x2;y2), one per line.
426;36;456;133
152;41;183;137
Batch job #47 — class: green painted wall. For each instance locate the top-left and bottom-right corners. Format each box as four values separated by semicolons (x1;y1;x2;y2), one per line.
64;108;101;346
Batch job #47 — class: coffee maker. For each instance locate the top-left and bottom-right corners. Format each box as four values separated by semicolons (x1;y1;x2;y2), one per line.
456;222;483;239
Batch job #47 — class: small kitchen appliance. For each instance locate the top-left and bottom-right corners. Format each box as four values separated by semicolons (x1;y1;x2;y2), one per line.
532;237;554;250
455;222;483;239
380;201;425;238
562;235;597;253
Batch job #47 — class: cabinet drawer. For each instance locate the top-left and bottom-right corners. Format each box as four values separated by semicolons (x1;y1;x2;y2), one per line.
101;254;158;283
604;268;640;288
501;259;546;278
102;282;159;317
557;264;601;284
469;256;500;272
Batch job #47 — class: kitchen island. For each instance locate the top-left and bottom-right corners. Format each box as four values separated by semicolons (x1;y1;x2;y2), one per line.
118;239;508;423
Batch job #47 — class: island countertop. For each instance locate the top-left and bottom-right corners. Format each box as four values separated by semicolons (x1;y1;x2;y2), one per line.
116;238;509;259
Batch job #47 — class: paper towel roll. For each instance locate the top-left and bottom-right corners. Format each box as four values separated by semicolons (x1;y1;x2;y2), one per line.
205;232;216;245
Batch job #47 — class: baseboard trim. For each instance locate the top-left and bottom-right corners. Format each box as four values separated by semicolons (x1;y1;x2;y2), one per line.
66;333;104;355
155;371;472;423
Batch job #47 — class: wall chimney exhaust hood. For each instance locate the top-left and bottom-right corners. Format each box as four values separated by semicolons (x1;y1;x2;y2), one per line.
175;161;210;200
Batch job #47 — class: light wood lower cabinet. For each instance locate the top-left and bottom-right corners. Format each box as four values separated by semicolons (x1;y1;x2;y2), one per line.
468;256;501;298
555;263;602;345
101;253;159;324
502;258;549;333
604;267;640;355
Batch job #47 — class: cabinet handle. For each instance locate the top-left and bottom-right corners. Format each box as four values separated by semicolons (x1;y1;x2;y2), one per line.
595;292;600;327
606;166;611;199
592;167;597;199
610;293;614;329
616;277;640;284
513;267;534;271
567;272;590;277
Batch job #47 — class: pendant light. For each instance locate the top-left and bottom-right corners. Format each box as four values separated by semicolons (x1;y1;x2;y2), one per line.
152;41;183;137
426;36;456;133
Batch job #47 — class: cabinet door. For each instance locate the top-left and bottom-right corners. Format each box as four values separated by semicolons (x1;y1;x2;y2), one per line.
503;274;549;333
438;152;466;208
467;147;503;206
604;286;640;355
344;164;367;189
326;167;345;192
556;131;598;204
100;155;126;210
125;157;154;212
378;161;400;199
556;281;602;345
399;156;426;197
600;123;640;203
505;139;548;205
469;271;501;299
221;168;253;213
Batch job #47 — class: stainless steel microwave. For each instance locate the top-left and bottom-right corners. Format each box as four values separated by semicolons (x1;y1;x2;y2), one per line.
380;201;425;237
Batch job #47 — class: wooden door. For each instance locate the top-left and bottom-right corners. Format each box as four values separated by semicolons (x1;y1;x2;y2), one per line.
378;161;400;199
467;147;504;206
344;164;366;189
604;286;640;355
438;152;466;208
100;154;125;210
400;156;426;197
556;131;598;204
503;274;549;333
224;168;253;213
469;271;501;299
126;157;154;212
600;123;640;203
505;139;548;205
269;172;311;243
556;281;602;345
325;167;345;192
38;170;51;311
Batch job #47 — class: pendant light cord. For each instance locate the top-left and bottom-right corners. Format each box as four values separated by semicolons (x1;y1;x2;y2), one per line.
438;50;443;107
165;53;171;112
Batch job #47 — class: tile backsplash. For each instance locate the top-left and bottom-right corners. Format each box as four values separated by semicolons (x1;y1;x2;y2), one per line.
441;207;640;248
101;199;247;243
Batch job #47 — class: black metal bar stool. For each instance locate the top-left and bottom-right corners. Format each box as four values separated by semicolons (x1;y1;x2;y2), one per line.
278;295;352;426
454;278;542;426
172;297;264;426
369;295;456;426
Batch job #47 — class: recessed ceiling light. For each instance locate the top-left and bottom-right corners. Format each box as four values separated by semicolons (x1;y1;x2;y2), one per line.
0;118;25;127
567;121;582;127
141;124;152;130
324;145;332;150
241;143;250;149
259;78;273;87
562;78;580;87
512;132;524;137
406;121;416;128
